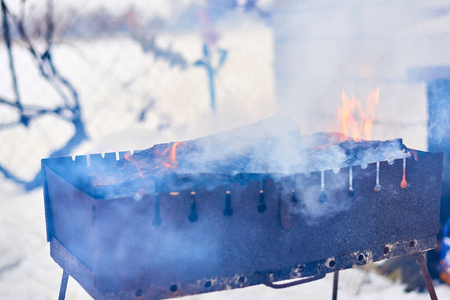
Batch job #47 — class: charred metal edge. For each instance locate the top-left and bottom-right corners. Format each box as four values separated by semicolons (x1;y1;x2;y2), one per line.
49;235;436;300
40;145;428;171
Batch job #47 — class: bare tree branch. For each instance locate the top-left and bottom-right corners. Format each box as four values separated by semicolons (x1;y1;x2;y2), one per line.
0;97;18;107
0;0;88;190
0;164;28;185
1;0;26;125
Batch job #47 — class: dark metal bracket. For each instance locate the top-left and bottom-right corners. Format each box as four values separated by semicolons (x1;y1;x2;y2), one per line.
256;271;326;289
256;251;439;300
257;271;339;300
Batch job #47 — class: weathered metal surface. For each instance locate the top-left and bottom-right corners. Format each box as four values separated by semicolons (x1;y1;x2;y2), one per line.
49;235;437;300
42;150;443;299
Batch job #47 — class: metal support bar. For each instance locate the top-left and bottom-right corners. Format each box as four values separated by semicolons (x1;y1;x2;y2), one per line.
332;271;339;300
415;253;438;300
256;272;326;289
58;271;69;300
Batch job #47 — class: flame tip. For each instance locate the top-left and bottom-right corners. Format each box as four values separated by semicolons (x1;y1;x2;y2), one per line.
338;87;379;142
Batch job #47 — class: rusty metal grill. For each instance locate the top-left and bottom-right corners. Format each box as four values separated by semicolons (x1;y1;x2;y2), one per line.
42;149;443;299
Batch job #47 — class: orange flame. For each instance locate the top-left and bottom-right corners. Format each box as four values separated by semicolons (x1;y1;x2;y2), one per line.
124;142;184;177
162;142;181;169
338;87;379;142
124;152;144;178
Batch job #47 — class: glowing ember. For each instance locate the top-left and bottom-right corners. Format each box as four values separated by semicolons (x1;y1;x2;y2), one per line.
123;142;184;179
338;87;380;142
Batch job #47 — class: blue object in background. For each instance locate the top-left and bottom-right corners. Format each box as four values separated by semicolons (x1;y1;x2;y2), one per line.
440;218;450;284
409;67;450;225
427;78;450;224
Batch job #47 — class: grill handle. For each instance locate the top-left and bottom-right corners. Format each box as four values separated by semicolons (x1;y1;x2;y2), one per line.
255;272;326;289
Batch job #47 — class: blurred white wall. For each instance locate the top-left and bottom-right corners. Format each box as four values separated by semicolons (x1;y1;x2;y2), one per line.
273;0;450;150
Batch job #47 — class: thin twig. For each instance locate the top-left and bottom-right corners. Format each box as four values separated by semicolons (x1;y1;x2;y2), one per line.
0;163;29;186
0;121;21;130
0;96;71;121
14;2;73;110
45;0;54;52
0;97;18;107
1;0;24;121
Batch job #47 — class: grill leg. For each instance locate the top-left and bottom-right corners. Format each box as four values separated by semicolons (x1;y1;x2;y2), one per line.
332;271;339;300
415;253;438;300
58;271;69;300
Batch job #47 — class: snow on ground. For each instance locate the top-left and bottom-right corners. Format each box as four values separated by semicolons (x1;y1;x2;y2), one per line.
1;5;450;299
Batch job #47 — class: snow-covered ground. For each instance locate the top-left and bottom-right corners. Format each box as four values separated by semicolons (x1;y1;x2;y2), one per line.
1;3;450;299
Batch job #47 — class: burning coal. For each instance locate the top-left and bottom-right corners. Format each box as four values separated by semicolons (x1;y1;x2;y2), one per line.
88;115;410;200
